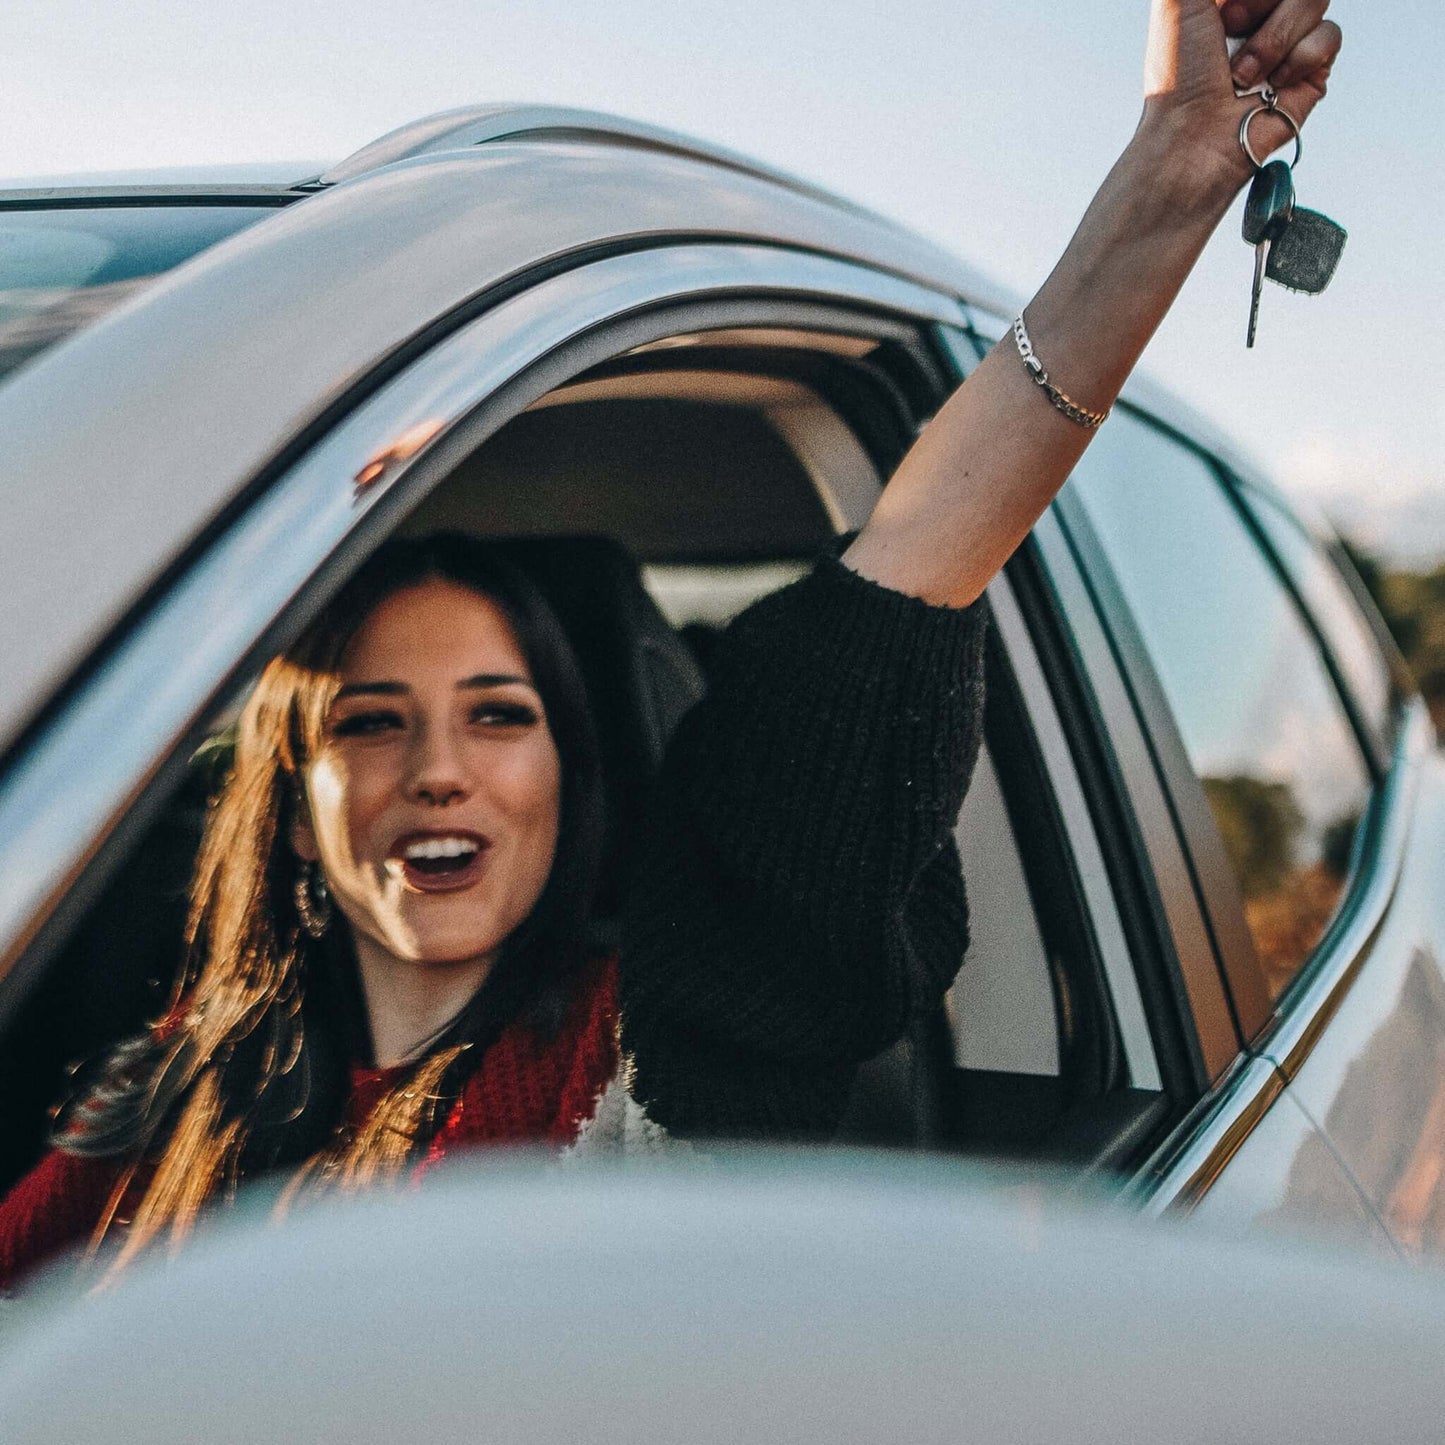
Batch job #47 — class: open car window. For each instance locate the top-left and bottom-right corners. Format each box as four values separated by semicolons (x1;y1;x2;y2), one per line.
0;303;1164;1194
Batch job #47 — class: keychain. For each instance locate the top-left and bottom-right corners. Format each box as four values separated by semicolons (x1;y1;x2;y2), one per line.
1238;88;1347;347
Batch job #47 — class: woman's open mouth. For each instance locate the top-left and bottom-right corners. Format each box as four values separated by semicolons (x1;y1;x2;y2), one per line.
387;831;490;894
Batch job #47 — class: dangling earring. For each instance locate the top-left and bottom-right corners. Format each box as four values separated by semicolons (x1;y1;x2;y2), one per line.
294;860;333;939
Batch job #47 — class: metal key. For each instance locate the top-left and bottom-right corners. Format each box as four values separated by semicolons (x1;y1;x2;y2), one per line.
1266;208;1347;295
1242;159;1295;348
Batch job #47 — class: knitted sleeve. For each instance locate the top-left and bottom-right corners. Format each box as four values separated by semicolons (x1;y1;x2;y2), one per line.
0;1150;123;1291
619;552;988;1140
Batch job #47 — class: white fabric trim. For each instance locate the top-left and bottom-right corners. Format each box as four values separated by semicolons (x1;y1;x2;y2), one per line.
562;1076;689;1161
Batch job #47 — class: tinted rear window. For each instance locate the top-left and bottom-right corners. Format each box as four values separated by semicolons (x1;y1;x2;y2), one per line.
1244;491;1400;763
0;205;277;384
1068;412;1374;1002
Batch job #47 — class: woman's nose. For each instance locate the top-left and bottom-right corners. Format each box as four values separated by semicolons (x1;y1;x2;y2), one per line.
404;720;470;807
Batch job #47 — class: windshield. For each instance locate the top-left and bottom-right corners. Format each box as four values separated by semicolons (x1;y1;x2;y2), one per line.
0;204;280;385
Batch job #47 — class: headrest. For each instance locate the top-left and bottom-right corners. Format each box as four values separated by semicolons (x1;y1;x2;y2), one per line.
488;536;707;913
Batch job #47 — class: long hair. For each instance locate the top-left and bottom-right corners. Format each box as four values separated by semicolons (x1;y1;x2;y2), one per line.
53;534;605;1272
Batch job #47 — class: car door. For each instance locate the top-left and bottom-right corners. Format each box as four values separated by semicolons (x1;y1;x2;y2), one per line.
3;134;1432;1257
0;115;1232;1221
1230;490;1445;1259
1043;397;1445;1253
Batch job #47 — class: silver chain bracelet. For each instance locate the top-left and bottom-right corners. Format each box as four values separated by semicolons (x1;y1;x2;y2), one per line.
1012;313;1110;430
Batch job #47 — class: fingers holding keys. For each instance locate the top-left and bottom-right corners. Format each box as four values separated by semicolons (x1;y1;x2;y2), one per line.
1237;3;1341;165
1269;19;1342;95
1223;0;1341;106
1143;0;1342;185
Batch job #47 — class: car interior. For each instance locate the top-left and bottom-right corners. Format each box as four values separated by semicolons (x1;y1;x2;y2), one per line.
0;321;1155;1198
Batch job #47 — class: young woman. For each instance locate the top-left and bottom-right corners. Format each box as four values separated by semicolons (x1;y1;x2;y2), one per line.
0;0;1341;1287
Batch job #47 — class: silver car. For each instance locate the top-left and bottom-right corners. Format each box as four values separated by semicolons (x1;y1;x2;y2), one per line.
1;105;1442;1261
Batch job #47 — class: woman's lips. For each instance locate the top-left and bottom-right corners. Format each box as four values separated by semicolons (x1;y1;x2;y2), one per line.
386;830;491;895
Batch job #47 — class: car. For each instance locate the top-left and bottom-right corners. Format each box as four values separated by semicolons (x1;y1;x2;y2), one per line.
0;104;1442;1266
8;1153;1445;1443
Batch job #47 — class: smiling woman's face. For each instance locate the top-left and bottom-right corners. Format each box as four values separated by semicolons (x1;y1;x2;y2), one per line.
291;578;562;979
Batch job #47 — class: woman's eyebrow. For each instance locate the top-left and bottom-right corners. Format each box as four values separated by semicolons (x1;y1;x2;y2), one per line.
459;673;534;689
335;680;407;700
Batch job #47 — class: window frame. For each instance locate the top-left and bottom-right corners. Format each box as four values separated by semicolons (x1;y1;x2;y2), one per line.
0;252;1185;1184
962;567;1175;1168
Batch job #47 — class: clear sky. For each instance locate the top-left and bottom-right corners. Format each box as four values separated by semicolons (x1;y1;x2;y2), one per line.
3;0;1440;562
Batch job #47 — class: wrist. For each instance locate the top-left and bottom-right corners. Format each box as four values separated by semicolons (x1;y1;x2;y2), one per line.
1127;105;1253;224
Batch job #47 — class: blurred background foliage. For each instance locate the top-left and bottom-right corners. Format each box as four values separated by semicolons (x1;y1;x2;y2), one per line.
1196;537;1443;996
1343;542;1445;737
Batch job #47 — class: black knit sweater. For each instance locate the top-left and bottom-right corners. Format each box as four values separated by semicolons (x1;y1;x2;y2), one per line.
620;552;988;1140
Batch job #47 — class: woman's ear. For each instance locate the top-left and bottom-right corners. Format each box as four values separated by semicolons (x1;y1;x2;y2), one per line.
290;790;320;862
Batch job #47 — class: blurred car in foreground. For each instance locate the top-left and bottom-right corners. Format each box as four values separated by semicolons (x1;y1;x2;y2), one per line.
0;106;1443;1276
5;1154;1445;1443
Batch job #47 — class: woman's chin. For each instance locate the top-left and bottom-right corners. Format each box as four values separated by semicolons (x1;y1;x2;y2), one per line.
357;905;506;973
396;927;504;970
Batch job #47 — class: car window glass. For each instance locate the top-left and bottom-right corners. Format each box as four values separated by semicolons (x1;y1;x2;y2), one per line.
1244;491;1398;760
948;744;1058;1077
0;205;277;385
1067;413;1373;1001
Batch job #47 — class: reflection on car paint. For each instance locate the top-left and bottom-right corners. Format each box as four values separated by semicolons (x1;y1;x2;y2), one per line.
1192;1081;1397;1256
0;206;276;384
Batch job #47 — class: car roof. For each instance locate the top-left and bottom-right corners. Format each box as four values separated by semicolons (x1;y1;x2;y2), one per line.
0;161;331;201
0;109;1009;754
0;105;1278;754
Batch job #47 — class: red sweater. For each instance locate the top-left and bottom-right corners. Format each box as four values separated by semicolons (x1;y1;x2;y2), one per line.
0;955;619;1290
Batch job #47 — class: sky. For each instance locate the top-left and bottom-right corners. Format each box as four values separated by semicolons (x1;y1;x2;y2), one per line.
3;0;1441;564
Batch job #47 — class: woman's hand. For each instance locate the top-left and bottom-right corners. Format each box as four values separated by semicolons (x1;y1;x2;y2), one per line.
1143;0;1342;191
843;0;1343;608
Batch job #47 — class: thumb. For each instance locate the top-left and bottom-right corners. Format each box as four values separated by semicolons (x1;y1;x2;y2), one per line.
1144;0;1232;101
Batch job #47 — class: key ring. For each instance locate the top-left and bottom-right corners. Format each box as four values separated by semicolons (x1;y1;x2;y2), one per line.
1239;97;1303;170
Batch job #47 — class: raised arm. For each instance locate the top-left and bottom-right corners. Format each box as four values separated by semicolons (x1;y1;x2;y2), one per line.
844;0;1341;607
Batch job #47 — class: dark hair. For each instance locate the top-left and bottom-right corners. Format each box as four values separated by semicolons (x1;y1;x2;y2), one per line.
54;533;605;1271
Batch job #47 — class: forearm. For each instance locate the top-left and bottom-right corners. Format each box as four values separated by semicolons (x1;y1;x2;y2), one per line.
844;116;1245;608
1018;113;1244;429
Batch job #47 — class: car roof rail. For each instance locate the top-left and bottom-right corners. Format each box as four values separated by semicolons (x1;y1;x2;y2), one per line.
312;103;862;212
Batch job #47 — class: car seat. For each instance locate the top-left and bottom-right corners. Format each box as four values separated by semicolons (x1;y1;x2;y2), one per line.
487;536;707;920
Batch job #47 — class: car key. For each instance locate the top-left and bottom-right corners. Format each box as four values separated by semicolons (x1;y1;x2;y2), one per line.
1265;207;1347;295
1241;158;1295;348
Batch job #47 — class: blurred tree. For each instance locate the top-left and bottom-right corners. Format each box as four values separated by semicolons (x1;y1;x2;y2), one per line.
1203;773;1302;899
1321;811;1361;879
1337;537;1445;735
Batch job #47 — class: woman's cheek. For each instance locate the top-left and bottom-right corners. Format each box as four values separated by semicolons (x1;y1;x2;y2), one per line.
506;737;562;906
528;742;563;859
307;750;382;877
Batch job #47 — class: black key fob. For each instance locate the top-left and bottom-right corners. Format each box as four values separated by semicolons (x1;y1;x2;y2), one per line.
1242;159;1295;246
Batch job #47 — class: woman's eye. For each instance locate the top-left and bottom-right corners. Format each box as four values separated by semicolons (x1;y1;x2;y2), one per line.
332;709;405;737
471;701;539;728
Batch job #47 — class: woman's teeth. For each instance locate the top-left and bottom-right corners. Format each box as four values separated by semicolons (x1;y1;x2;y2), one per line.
398;836;483;877
402;837;479;862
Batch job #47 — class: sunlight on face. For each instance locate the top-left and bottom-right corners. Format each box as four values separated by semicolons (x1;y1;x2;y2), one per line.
292;579;562;978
